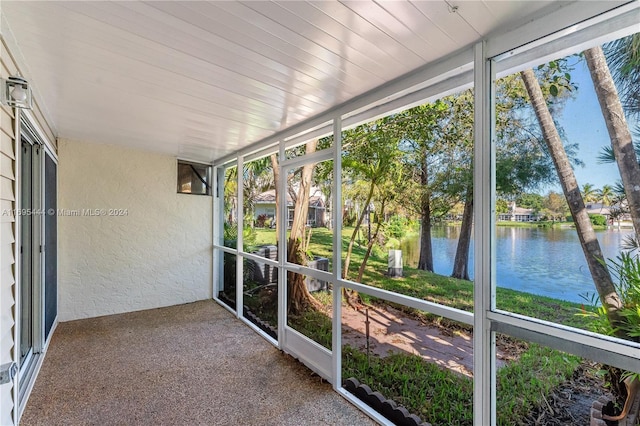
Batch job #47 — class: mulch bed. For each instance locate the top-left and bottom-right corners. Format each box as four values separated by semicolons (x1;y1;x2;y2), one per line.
523;361;613;425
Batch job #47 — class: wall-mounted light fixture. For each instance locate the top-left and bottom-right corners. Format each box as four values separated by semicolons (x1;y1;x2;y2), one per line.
1;76;32;110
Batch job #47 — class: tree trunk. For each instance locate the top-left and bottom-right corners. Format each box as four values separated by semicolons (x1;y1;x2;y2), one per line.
418;159;434;271
357;199;387;283
585;46;640;243
287;140;323;316
521;69;624;331
451;191;473;280
343;182;376;280
287;238;323;315
270;154;279;244
418;215;434;271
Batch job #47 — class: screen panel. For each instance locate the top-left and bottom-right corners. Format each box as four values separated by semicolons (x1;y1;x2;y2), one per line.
44;153;57;339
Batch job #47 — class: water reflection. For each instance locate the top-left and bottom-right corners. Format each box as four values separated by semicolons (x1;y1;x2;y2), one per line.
400;226;633;302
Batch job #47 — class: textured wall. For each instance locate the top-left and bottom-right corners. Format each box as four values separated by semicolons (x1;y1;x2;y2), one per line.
58;139;212;321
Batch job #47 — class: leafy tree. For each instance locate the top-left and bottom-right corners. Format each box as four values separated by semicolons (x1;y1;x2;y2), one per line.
285;140;324;315
356;168;408;283
386;215;409;239
341;179;372;232
267;142;323;315
450;70;566;279
397;99;464;272
269;154;280;241
543;191;569;221
495;74;566;195
342;117;404;285
433;91;474;280
516;193;545;212
496;199;509;215
452;188;473;280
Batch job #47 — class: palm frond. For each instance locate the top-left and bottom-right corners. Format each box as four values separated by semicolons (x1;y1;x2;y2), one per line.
622;235;640;254
596;141;640;164
597;145;616;164
605;34;640;117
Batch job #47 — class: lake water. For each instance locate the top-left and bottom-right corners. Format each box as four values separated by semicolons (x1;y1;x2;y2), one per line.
400;225;634;303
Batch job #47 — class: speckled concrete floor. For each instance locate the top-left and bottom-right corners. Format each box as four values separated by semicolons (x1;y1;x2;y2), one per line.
21;300;376;426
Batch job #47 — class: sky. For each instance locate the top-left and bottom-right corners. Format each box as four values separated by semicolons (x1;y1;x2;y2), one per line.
552;59;634;194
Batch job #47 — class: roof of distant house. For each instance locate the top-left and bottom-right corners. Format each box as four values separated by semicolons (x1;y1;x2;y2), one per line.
255;188;325;207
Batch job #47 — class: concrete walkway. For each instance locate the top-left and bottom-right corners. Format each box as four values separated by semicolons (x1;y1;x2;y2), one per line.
341;304;476;376
21;300;375;426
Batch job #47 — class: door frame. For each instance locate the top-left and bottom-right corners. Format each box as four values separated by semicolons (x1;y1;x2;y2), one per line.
277;146;335;382
14;110;58;420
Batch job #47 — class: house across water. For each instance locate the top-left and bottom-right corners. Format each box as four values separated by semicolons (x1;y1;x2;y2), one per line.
498;202;540;222
254;187;327;228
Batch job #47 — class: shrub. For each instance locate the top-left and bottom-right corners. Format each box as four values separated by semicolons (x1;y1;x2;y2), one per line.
386;215;408;239
579;252;640;341
609;253;640;342
384;237;400;250
343;211;356;227
589;214;607;226
243;226;257;251
255;214;268;228
371;244;386;259
223;223;238;248
579;252;640;404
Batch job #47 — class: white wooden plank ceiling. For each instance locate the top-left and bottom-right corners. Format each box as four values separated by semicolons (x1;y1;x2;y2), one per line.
0;1;607;162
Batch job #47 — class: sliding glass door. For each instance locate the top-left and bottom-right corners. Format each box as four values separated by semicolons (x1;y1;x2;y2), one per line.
18;117;57;405
19;132;35;369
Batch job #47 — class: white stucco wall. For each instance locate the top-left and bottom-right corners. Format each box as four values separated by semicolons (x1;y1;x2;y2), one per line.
58;139;212;321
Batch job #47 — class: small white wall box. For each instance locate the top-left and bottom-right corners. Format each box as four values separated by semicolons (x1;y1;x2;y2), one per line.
2;76;33;110
388;249;403;278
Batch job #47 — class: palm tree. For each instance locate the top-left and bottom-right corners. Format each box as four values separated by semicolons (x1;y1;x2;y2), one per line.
581;183;598;203
611;180;627;204
609;207;626;231
597;184;614;207
224;167;238;226
585;43;640;244
520;68;625;334
243;157;273;228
